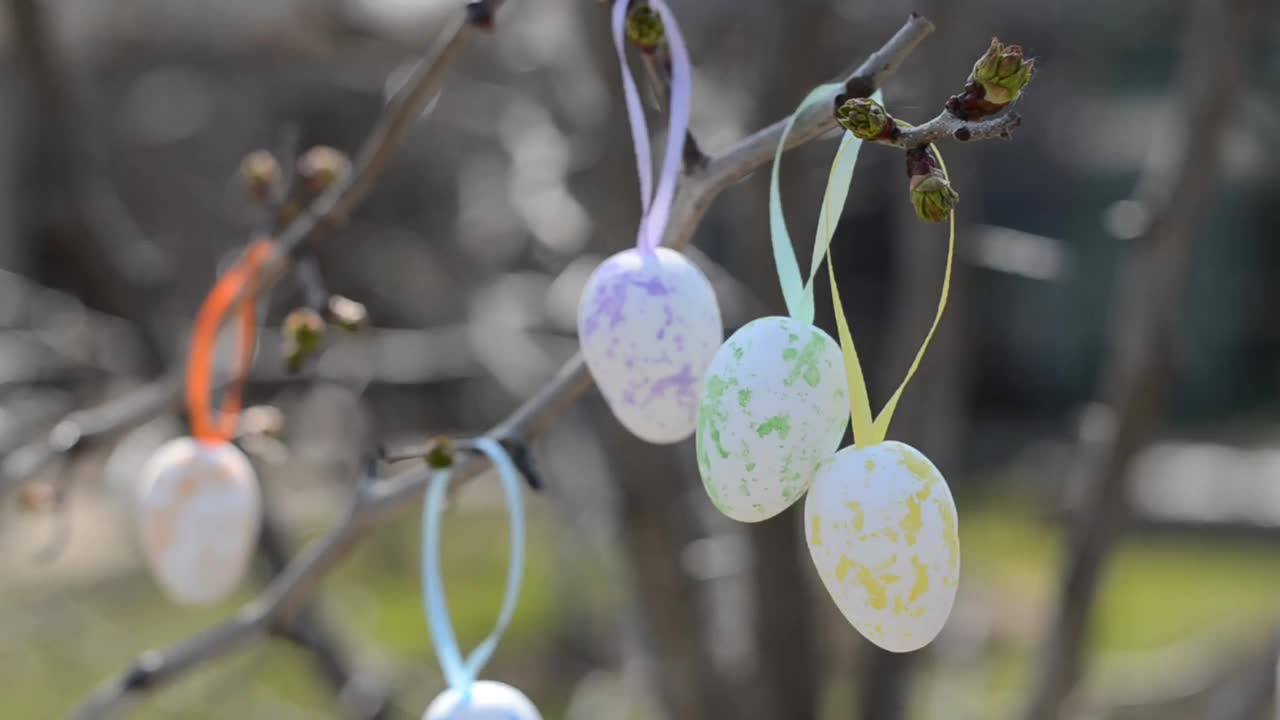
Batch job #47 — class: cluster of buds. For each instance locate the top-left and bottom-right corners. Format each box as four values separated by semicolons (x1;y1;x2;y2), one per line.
905;146;959;224
282;307;327;373
947;38;1035;120
280;295;368;373
836;97;895;141
238;145;351;225
624;3;664;53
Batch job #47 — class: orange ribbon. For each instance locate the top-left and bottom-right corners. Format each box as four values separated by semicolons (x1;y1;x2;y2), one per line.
185;239;274;442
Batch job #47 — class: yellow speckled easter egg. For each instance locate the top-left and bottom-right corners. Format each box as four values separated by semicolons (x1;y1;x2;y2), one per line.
804;441;959;652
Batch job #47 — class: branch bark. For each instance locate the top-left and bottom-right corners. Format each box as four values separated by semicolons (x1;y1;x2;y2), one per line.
256;488;395;720
72;13;937;718
1021;0;1269;717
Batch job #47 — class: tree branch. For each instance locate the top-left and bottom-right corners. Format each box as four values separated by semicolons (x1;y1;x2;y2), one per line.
72;13;936;718
881;108;1022;149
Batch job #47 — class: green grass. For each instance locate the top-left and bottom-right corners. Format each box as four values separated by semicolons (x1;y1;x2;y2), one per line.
5;498;1278;718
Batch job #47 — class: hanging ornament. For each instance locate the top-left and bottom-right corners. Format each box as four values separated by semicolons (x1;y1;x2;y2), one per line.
803;133;961;653
420;438;541;720
696;86;883;522
137;239;273;605
577;0;723;445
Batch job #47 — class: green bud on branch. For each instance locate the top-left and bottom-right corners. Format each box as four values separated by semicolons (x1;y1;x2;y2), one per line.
625;4;664;53
836;97;894;141
297;146;351;196
240;150;281;204
971;37;1035;105
910;174;960;223
905;146;959;223
424;436;456;469
327;295;369;333
282;307;327;373
946;37;1036;121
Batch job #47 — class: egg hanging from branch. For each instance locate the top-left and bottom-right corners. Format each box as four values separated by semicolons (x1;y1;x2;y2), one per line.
136;436;261;606
578;247;722;444
804;441;960;653
697;316;849;521
422;680;543;720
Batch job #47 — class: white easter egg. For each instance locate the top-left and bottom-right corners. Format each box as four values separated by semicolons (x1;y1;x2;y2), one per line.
696;316;849;522
136;437;261;606
577;247;723;444
805;441;960;652
423;681;543;720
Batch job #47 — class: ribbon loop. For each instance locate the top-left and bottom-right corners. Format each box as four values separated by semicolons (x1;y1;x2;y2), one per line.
185;239;273;442
422;438;527;692
870;146;955;439
769;87;880;326
826;142;956;446
611;0;692;252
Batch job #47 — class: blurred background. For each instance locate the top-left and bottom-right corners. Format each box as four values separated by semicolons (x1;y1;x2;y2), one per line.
1;0;1278;718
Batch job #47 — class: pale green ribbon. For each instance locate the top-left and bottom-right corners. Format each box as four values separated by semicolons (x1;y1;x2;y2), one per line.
769;86;956;447
769;84;881;328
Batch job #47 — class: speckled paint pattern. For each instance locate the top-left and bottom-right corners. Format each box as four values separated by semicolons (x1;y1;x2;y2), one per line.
137;437;261;606
423;681;543;720
578;247;722;444
696;317;849;522
804;441;960;653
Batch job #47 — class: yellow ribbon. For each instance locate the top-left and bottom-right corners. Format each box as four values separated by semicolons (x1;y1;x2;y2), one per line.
827;145;955;447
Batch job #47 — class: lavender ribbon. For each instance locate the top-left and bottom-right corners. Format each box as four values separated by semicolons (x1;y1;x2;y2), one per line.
611;0;692;252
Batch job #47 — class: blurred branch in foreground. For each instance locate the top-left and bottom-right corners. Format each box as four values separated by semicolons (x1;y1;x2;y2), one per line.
1022;0;1272;717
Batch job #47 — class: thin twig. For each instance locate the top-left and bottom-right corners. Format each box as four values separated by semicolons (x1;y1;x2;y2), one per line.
880;109;1022;149
73;14;936;718
211;0;505;332
1;373;182;497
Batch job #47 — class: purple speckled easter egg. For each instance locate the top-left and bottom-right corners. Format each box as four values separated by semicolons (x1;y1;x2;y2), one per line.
577;247;722;444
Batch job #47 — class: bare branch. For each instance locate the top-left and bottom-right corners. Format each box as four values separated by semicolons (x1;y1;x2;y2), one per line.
73;13;937;718
880;109;1023;149
1;374;182;497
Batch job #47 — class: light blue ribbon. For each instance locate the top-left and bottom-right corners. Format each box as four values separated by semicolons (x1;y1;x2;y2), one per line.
422;437;526;695
768;85;882;326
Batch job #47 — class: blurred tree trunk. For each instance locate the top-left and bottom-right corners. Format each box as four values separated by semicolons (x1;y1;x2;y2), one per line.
600;407;736;719
8;0;176;370
1022;0;1268;717
257;488;395;720
857;0;978;716
719;2;850;718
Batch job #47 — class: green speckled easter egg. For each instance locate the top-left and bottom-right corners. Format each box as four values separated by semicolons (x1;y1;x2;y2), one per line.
696;316;849;522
